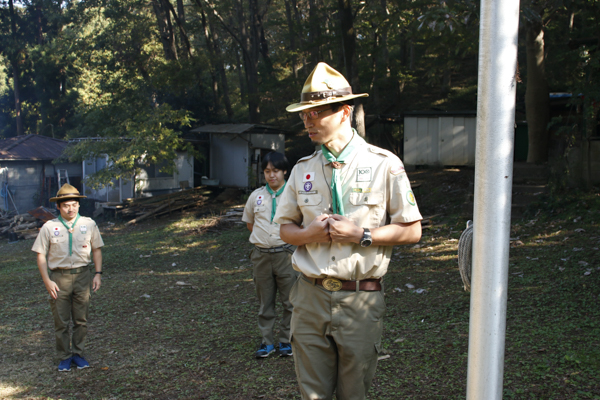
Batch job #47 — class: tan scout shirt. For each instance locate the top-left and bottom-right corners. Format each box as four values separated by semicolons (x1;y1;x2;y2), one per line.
32;216;104;270
242;186;287;248
274;140;422;280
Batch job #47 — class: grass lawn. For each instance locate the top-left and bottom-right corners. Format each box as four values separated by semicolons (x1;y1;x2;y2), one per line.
0;168;599;399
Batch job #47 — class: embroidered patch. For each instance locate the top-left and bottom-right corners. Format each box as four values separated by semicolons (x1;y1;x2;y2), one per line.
391;163;405;175
363;188;372;193
352;188;362;193
304;182;313;191
80;225;87;234
298;190;318;194
257;195;264;205
303;172;315;182
356;167;372;182
406;190;416;206
53;227;60;236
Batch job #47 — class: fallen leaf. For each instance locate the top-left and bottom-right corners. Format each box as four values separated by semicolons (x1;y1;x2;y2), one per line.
378;355;391;361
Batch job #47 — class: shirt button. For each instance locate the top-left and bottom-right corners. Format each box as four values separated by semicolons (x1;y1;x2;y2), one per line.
365;197;369;202
304;199;309;203
331;256;335;261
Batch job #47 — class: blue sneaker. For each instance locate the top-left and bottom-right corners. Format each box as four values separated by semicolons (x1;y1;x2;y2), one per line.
58;357;72;372
279;343;293;357
71;354;90;369
255;343;275;358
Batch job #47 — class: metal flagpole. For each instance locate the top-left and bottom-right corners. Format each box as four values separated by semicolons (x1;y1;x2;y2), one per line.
466;0;520;399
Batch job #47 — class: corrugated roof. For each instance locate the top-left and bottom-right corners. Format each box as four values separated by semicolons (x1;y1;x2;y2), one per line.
189;124;286;134
0;134;68;161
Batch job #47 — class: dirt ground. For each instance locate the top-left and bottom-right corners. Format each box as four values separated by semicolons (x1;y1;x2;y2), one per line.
1;167;599;400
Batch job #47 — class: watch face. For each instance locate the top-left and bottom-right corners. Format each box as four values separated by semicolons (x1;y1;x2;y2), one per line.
361;238;372;247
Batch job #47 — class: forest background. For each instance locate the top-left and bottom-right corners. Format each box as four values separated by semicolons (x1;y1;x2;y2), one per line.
0;0;599;186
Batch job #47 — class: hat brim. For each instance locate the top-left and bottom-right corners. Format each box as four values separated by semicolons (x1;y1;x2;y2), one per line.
50;194;87;202
286;93;368;112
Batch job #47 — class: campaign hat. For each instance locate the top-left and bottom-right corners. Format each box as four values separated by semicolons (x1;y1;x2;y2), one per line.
286;62;368;112
49;183;87;202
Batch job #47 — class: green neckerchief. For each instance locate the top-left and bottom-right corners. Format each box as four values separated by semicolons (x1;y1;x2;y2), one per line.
265;182;286;223
321;130;365;216
57;213;80;256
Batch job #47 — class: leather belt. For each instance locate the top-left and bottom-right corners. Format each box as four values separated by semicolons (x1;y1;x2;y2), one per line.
255;244;295;253
53;266;89;274
302;274;382;292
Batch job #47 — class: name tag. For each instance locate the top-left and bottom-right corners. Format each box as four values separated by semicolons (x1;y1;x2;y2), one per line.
356;167;372;182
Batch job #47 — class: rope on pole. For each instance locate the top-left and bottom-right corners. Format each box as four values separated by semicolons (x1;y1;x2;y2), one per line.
458;220;473;292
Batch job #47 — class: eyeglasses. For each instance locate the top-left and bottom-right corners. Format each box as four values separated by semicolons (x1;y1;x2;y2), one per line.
299;108;332;121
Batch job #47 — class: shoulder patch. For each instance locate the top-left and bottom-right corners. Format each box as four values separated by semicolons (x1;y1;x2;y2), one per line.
297;150;321;163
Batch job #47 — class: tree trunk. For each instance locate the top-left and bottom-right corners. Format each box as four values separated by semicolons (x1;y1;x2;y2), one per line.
525;23;550;163
151;0;178;60
197;4;233;119
308;0;321;67
8;0;23;136
338;0;365;137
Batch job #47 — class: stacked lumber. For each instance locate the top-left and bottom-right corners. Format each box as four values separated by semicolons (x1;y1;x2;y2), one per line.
1;212;45;240
101;188;209;225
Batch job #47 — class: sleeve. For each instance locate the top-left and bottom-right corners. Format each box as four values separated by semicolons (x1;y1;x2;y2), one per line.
31;223;50;255
387;157;423;224
241;191;257;224
90;221;105;249
273;167;302;225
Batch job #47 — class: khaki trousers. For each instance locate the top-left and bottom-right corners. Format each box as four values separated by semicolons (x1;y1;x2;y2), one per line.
49;268;91;361
290;276;385;400
251;248;299;345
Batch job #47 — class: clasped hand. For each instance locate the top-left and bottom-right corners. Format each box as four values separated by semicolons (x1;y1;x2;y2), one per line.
307;214;362;244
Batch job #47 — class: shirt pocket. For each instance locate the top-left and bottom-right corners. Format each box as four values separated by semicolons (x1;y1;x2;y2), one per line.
298;194;322;207
348;192;385;227
298;194;324;221
50;236;68;256
76;234;92;248
254;205;267;213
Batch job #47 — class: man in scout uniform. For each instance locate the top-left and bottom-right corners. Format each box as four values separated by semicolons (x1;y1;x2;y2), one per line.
32;183;104;372
242;152;299;358
274;62;423;399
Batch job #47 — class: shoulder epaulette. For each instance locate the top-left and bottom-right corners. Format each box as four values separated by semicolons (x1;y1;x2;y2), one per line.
368;145;397;159
297;150;321;163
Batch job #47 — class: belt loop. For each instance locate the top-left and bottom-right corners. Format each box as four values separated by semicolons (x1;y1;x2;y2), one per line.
355;280;359;293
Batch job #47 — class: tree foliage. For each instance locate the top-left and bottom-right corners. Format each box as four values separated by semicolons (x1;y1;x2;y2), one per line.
0;0;599;185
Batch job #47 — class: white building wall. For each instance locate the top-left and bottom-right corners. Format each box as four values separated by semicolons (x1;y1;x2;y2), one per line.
404;115;477;167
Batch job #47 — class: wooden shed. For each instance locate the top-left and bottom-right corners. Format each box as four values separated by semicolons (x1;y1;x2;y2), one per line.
0;135;82;213
189;124;286;188
403;111;477;167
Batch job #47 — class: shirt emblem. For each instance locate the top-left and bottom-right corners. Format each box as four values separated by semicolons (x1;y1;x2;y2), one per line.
391;163;405;175
406;190;416;206
257;195;263;205
53;227;60;236
356;167;372;182
304;182;313;191
80;225;87;234
303;172;315;182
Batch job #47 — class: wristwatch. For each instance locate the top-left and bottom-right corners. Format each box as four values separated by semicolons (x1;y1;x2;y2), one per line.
360;228;372;247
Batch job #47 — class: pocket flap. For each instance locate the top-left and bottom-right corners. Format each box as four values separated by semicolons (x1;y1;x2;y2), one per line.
349;192;383;206
254;205;266;213
50;236;66;244
299;194;322;206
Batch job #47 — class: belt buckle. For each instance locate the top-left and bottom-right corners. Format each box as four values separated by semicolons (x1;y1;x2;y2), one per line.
322;278;343;292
